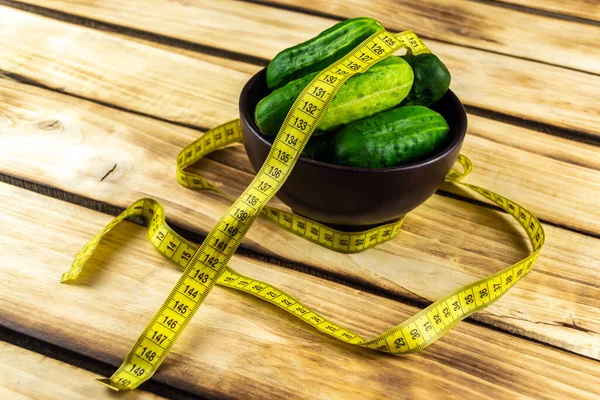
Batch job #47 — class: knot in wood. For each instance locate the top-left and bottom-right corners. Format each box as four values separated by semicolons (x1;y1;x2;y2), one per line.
37;119;63;131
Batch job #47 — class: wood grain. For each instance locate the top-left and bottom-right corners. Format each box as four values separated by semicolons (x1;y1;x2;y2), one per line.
1;182;599;399
495;0;600;22
255;0;600;74
1;77;599;358
1;6;600;137
445;114;600;237
13;0;600;75
0;342;163;399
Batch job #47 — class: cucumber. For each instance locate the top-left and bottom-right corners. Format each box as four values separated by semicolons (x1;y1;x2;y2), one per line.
255;57;414;136
400;53;451;107
330;106;450;168
301;134;332;162
266;17;383;90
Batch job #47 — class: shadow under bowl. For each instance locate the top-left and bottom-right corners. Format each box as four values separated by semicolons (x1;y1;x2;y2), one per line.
239;68;468;230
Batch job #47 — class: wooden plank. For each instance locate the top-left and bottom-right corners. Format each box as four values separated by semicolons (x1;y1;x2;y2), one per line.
13;0;600;75
445;113;600;237
251;0;600;74
1;76;599;358
0;341;163;399
0;5;244;129
1;5;600;137
1;182;599;399
496;0;600;22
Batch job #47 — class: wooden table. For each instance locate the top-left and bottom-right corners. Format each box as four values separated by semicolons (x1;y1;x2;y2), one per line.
1;1;598;398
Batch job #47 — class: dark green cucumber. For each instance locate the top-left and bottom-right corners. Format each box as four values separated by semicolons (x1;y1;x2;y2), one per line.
330;106;450;168
399;53;451;107
255;57;414;136
266;17;383;90
301;134;332;162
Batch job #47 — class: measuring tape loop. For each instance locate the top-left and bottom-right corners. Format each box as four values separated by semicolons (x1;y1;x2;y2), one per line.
62;29;544;391
176;119;407;253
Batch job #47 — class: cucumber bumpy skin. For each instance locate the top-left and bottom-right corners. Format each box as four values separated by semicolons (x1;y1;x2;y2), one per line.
399;53;451;107
255;57;414;136
266;17;383;90
330;106;450;168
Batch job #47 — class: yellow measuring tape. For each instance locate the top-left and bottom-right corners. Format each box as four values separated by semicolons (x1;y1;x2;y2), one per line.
62;30;545;391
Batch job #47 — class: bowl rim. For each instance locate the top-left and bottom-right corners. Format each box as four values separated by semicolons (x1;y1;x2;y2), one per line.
240;68;468;174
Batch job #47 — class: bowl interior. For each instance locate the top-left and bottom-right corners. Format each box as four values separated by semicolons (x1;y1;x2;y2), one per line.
241;68;467;172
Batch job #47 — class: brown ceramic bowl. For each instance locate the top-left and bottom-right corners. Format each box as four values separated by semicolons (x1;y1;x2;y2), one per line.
240;68;467;230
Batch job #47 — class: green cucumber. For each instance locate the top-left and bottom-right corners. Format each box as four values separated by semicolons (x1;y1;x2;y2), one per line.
266;17;383;90
255;57;414;136
400;53;451;107
330;106;450;168
301;134;332;162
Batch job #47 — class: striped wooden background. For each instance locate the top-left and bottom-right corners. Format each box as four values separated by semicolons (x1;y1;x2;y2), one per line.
0;1;598;398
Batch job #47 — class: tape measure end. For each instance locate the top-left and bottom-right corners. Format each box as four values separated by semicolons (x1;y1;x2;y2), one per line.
95;378;124;391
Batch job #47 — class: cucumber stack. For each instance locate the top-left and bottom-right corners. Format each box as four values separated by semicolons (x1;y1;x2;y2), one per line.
254;17;452;169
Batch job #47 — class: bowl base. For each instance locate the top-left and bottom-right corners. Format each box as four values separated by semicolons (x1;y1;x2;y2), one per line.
292;210;404;233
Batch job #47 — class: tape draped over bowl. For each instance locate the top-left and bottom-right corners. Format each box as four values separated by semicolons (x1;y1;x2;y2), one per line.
239;68;468;230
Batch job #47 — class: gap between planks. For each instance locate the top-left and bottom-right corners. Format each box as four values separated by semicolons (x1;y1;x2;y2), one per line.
0;326;203;400
435;190;600;241
246;0;600;26
249;0;600;28
0;69;205;132
0;171;430;309
1;0;599;144
4;61;598;150
464;105;600;147
239;0;600;75
473;0;600;25
0;0;269;67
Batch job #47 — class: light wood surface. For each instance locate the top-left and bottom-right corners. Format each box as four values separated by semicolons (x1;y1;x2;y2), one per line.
0;342;163;400
264;0;600;74
1;5;599;137
445;114;600;236
14;0;600;74
0;0;598;397
497;0;600;22
1;77;598;358
1;182;599;399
